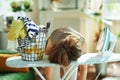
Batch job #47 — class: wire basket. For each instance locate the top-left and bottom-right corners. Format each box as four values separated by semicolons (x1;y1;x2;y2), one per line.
17;29;48;61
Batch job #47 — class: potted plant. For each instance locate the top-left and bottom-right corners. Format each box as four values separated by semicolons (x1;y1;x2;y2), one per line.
10;1;32;12
11;1;22;12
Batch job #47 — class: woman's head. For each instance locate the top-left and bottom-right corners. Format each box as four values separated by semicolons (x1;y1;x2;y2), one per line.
45;27;86;66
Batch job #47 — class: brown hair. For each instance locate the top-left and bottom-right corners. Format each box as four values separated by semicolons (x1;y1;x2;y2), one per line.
47;27;86;66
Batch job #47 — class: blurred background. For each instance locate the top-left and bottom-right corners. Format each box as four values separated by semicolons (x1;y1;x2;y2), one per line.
0;0;120;80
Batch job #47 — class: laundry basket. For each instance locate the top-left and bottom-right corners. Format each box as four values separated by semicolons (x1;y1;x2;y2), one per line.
17;28;49;61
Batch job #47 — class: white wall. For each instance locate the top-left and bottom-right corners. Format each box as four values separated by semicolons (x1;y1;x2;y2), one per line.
39;10;99;52
110;20;120;53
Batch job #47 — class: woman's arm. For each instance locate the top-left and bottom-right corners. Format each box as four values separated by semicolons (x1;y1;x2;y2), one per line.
45;67;53;80
78;40;88;80
77;65;88;80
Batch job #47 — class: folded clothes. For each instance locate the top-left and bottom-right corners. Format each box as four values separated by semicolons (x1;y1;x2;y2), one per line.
19;27;27;39
17;16;39;38
8;20;25;40
8;16;41;40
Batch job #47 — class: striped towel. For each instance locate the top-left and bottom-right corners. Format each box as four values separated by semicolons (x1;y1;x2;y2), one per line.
17;16;39;39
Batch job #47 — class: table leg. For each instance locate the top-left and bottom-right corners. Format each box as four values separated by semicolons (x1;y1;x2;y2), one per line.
32;67;46;80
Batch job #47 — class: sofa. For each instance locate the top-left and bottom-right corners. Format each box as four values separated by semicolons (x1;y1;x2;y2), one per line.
0;50;36;80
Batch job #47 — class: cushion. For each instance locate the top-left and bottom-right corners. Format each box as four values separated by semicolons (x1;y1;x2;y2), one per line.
0;50;29;72
0;69;35;80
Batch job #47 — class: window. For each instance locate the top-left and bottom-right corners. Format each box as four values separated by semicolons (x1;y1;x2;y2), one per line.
103;0;120;20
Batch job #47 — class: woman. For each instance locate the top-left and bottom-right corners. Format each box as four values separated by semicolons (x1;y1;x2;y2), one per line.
44;27;87;80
